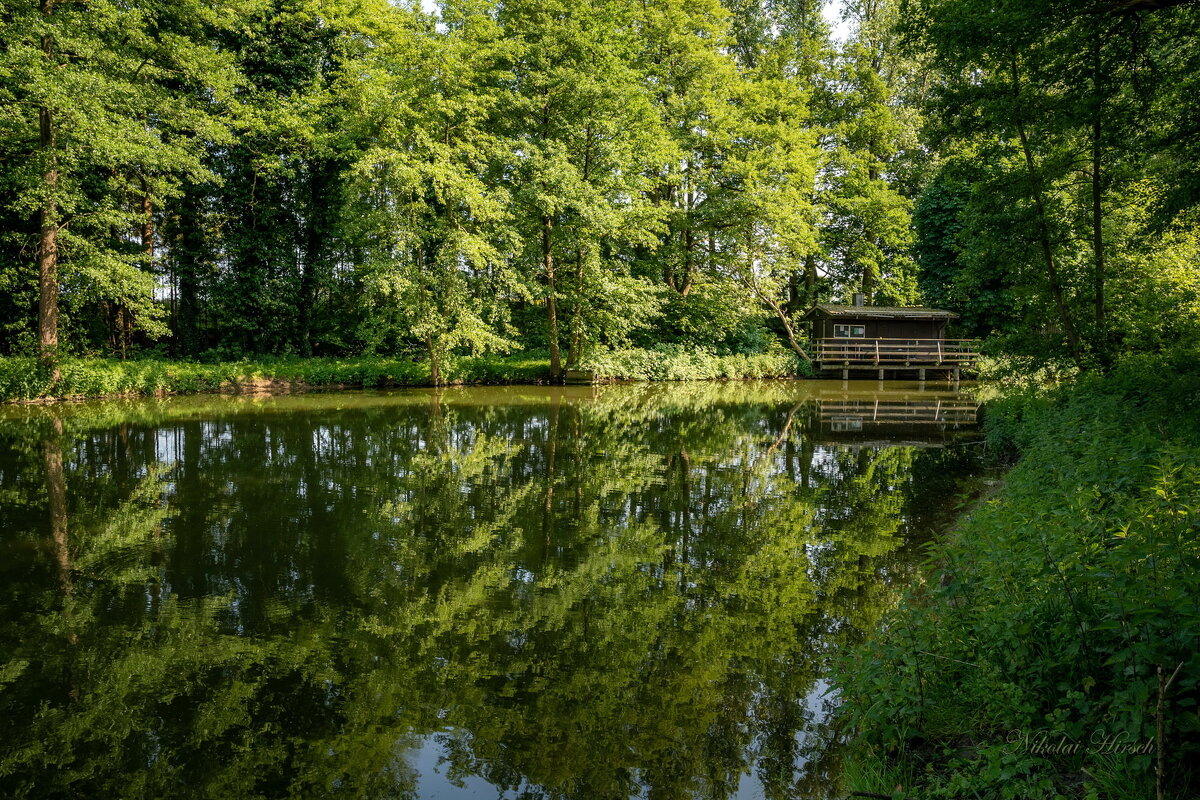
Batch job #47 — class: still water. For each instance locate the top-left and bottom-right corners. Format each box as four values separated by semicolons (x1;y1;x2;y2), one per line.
0;381;982;799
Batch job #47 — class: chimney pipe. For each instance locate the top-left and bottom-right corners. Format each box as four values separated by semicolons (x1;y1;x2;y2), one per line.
852;292;865;307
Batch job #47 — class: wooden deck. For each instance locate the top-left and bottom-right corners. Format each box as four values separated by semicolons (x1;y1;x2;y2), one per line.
814;337;980;379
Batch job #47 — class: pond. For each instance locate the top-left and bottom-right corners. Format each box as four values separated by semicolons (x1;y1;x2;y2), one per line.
0;381;983;799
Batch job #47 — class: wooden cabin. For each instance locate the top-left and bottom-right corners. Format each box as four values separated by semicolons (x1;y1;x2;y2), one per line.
804;295;978;380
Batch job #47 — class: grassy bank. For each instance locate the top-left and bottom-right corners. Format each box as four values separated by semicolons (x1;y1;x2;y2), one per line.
579;346;803;382
0;348;804;402
835;352;1200;799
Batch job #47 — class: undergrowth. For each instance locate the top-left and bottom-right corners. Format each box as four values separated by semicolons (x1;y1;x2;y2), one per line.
835;351;1200;799
0;347;806;402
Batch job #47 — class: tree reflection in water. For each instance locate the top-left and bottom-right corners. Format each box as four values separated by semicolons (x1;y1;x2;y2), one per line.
0;383;982;799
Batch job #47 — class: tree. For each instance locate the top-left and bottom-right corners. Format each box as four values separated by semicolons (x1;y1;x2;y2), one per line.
903;0;1200;366
497;0;669;380
0;0;240;367
343;0;520;384
722;44;823;366
819;0;922;306
204;0;351;356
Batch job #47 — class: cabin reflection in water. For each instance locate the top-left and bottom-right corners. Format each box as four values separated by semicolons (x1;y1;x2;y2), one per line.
813;385;979;447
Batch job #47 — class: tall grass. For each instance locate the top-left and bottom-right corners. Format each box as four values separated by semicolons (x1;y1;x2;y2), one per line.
0;357;429;401
0;347;806;402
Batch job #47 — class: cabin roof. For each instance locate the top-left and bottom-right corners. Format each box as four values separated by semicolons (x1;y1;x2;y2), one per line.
805;303;959;320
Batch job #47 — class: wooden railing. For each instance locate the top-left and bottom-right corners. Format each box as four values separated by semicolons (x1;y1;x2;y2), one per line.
814;337;980;369
818;398;978;425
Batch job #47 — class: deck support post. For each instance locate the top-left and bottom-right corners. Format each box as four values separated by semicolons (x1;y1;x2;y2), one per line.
842;368;849;381
952;366;961;387
878;368;884;380
919;368;926;381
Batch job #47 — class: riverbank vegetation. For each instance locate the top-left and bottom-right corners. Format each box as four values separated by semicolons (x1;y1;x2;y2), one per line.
0;348;803;402
821;0;1200;791
836;351;1200;798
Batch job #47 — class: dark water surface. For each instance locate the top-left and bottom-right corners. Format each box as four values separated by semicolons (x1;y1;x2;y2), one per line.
0;381;982;799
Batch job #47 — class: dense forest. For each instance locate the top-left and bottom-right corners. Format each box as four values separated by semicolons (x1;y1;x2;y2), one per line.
4;1;1200;795
3;0;1198;381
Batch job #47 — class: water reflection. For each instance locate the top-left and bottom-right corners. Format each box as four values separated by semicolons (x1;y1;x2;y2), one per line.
813;387;978;447
0;382;981;799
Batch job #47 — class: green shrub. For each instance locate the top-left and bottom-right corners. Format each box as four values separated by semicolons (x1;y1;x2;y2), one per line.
835;352;1200;799
447;352;551;384
582;345;804;381
1;348;808;402
0;358;57;401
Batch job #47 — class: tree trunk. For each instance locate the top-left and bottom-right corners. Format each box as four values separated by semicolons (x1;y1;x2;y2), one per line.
116;306;128;359
123;180;155;361
680;227;694;295
299;162;330;357
787;270;801;315
37;3;60;376
567;248;583;370
167;209;178;351
38;177;59;372
1091;43;1108;364
805;252;817;306
1010;57;1084;369
746;255;812;367
427;335;442;387
1092;122;1104;330
568;123;593;370
767;297;813;367
1015;117;1084;369
788;253;817;315
861;264;875;303
141;180;154;268
543;215;562;382
176;187;203;356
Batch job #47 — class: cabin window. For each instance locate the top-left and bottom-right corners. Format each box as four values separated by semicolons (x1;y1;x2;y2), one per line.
833;324;866;338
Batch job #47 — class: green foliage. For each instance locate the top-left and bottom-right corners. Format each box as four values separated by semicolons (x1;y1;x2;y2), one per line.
0;356;434;401
818;0;924;306
903;0;1200;366
444;351;553;385
0;0;240;351
581;345;805;381
914;159;1022;338
341;0;520;379
3;0;1197;375
651;282;759;351
0;358;242;401
1;0;919;370
835;352;1200;798
0;349;814;401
